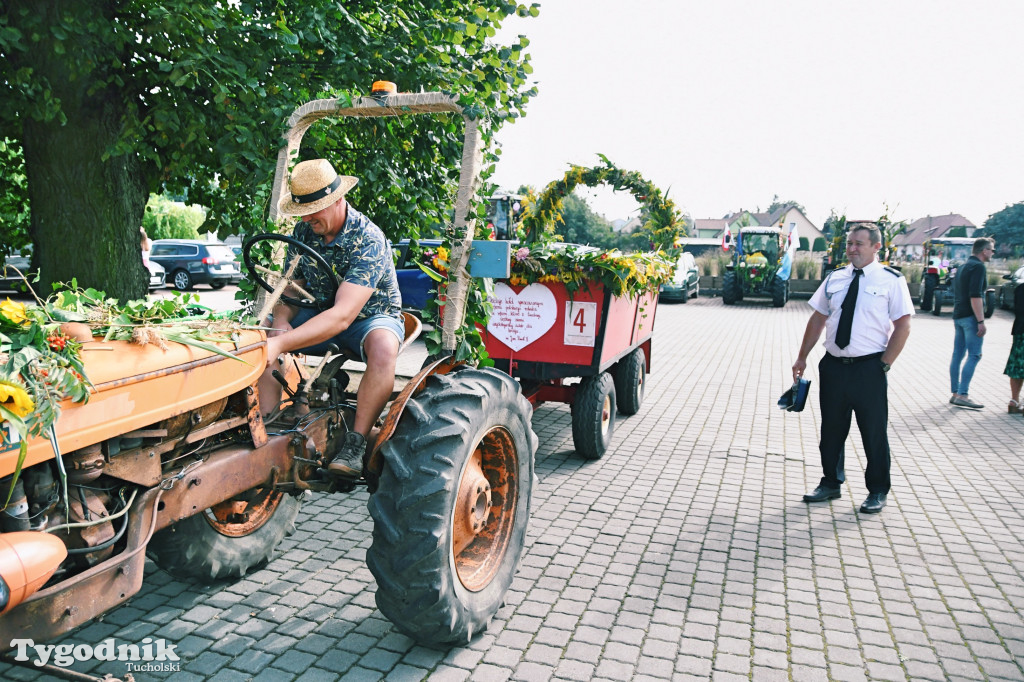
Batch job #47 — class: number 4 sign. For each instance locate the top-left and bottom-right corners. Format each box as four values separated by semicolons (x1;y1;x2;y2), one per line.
564;301;597;347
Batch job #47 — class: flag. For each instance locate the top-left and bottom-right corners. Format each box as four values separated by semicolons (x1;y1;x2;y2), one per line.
778;225;799;280
721;224;732;251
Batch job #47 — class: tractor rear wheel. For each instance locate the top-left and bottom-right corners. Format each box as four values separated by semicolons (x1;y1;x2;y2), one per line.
614;348;646;416
571;372;617;460
921;274;937;311
933;292;943;316
149;487;300;581
722;272;741;305
367;367;536;646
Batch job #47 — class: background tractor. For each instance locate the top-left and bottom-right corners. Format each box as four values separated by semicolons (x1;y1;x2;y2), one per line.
721;226;792;307
921;237;996;317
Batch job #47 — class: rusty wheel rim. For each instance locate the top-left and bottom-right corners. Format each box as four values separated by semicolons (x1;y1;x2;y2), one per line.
204;487;284;537
451;427;519;592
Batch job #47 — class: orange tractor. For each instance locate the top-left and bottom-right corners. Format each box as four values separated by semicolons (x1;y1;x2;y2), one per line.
0;90;536;652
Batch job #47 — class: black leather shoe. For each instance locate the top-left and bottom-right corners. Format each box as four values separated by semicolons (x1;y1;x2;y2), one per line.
803;486;841;503
859;492;887;514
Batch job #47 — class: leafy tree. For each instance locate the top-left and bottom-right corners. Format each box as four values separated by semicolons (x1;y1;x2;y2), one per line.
142;195;207;240
984;202;1024;256
822;211;843;240
946;226;968;238
0;139;29;259
554;193;616;248
1;1;539;300
766;195;805;215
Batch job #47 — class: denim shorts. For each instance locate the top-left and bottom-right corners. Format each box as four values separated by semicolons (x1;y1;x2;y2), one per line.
289;309;404;362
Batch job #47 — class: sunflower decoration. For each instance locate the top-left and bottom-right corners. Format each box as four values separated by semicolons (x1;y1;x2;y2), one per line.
1;295;91;456
0;378;33;418
509;157;679;297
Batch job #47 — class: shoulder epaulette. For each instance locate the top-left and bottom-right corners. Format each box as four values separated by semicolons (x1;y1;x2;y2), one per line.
883;266;904;278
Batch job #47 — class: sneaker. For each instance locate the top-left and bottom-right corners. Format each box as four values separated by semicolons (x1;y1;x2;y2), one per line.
327;431;366;478
952;396;984;409
949;395;958;405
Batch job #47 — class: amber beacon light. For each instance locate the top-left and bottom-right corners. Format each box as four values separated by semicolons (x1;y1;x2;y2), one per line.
371;81;398;96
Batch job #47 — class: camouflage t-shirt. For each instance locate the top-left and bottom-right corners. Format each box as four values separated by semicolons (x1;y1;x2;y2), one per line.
288;205;402;320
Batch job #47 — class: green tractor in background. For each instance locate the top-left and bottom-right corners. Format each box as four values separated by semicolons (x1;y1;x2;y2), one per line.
722;226;792;307
921;237;996;317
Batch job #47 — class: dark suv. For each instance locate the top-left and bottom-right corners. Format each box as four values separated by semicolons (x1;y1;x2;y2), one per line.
149;239;242;291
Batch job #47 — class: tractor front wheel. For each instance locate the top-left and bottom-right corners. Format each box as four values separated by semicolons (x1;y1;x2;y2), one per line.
722;272;741;305
367;368;536;646
149;487;301;581
772;277;788;307
985;290;996;319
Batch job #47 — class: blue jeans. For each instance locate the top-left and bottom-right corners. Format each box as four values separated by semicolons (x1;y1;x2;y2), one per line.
950;316;984;395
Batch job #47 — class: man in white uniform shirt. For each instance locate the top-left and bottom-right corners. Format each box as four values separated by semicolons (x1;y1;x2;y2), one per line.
792;223;914;514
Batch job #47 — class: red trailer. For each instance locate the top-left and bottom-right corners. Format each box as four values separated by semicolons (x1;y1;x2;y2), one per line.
483;279;658;459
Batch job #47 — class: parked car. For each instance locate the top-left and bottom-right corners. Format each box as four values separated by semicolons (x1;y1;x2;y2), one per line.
659;252;699;303
999;265;1024;310
149;239;242;291
144;257;166;290
0;246;34;292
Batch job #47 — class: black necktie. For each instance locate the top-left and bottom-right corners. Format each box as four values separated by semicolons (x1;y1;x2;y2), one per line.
835;269;863;349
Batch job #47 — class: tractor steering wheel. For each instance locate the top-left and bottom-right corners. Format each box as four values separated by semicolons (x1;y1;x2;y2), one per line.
242;233;338;310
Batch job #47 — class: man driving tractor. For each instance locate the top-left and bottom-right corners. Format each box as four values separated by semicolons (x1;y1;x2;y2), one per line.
257;158;404;479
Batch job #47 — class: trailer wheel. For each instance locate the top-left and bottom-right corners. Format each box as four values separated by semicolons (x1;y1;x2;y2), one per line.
722;272;740;305
571;372;617;460
614;348;646;416
367;368;536;646
984;290;996;319
149;487;300;581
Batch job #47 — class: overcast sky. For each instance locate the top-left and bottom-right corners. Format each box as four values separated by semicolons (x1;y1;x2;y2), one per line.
490;0;1024;230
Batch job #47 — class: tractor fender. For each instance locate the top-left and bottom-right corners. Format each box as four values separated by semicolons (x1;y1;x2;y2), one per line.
365;355;463;480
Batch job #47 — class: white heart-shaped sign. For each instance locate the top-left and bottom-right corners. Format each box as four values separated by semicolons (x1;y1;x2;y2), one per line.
487;282;557;351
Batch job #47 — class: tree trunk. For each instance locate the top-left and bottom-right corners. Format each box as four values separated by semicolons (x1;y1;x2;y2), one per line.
13;0;149;302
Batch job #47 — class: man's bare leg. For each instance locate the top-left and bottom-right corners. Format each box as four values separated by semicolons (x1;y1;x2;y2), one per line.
328;328;399;477
352;329;400;435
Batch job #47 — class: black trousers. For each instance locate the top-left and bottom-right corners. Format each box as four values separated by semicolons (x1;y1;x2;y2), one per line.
817;353;891;494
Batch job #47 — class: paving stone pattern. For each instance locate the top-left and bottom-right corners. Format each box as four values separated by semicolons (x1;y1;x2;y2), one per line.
3;298;1023;681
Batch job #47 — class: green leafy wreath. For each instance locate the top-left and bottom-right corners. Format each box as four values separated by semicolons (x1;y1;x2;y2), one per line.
520;155;687;251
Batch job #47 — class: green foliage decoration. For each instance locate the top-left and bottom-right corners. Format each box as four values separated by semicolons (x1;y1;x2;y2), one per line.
520;155;687;252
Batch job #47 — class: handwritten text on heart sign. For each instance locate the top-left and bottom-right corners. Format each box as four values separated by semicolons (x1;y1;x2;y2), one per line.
486;283;557;351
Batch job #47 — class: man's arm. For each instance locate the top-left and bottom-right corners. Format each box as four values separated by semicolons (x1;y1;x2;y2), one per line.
793;311;827;382
881;314;911;365
265;282;374;366
969;297;987;336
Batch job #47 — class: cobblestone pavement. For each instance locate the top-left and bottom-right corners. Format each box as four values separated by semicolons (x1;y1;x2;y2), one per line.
3;297;1023;682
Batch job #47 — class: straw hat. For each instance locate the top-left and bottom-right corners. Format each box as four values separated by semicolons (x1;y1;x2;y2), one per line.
278;159;359;216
